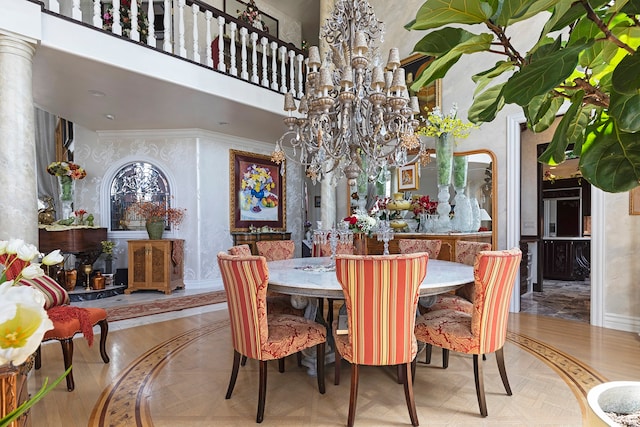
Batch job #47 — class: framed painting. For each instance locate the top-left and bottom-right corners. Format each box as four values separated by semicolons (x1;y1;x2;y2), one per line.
630;187;640;215
230;150;286;231
401;53;442;120
398;163;419;191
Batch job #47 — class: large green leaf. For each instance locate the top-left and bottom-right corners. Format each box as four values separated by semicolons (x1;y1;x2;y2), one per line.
502;41;592;106
408;0;494;30
612;51;640;94
411;33;494;92
580;115;640;192
539;0;574;41
497;0;561;26
468;83;506;123
621;0;640;14
412;27;481;57
548;0;609;32
471;61;515;95
609;89;640;132
538;91;585;165
525;94;564;132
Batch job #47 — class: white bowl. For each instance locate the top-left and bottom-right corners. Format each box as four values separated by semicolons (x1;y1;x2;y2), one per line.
587;381;640;426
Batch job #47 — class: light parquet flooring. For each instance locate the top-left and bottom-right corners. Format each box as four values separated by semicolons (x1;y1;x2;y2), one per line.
28;306;640;426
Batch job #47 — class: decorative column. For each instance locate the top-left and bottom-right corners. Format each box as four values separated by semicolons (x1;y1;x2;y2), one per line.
0;35;38;245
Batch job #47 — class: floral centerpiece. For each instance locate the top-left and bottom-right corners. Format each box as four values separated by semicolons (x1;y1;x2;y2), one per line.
0;239;67;426
46;161;86;201
343;209;377;235
240;164;278;213
103;0;149;42
410;195;438;216
237;0;269;33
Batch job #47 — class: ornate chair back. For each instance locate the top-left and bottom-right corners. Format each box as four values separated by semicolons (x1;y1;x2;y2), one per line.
255;240;295;261
398;239;442;259
455;240;492;266
228;244;252;256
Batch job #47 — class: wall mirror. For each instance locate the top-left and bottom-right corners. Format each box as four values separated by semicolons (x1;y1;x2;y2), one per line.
348;149;497;248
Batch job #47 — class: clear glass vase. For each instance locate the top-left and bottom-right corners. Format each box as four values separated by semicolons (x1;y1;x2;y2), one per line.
57;175;75;220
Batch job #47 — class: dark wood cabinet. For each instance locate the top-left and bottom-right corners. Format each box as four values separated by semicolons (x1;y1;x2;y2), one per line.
543;238;590;281
231;232;291;255
127;239;184;294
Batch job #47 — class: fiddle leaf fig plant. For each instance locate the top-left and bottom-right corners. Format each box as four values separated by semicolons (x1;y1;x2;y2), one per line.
406;0;640;192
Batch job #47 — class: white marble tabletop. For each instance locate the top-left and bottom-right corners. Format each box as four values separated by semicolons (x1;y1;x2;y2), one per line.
267;257;474;299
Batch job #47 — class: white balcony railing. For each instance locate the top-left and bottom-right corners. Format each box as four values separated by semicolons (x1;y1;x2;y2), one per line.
43;0;307;98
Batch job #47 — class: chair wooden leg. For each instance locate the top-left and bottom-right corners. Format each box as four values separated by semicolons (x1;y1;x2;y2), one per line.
327;298;334;326
425;344;432;364
60;338;74;391
316;342;326;394
257;360;268;423
334;347;341;386
297;352;302;367
347;364;360;427
495;348;512;395
411;358;417;383
402;362;419;426
396;365;404;384
442;349;449;369
241;355;248;366
225;350;241;399
473;354;488;417
98;319;110;363
278;358;285;373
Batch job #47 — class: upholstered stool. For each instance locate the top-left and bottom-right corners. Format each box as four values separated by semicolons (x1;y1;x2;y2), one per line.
35;306;110;391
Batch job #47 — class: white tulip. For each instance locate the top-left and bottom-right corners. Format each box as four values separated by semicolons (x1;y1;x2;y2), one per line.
16;242;39;262
0;282;53;366
42;250;64;266
21;263;45;279
0;240;8;255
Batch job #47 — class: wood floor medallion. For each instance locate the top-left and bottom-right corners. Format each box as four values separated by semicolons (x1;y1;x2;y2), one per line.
87;316;605;426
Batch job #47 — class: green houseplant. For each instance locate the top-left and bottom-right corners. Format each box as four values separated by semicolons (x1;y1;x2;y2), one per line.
406;0;640;193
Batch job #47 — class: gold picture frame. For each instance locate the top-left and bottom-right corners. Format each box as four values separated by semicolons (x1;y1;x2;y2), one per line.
397;163;419;191
630;187;640;215
229;150;286;231
401;53;442;119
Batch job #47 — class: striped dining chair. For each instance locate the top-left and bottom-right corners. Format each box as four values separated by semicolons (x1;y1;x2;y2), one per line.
333;253;428;427
422;240;492;365
228;244;252;256
217;252;327;423
414;248;522;417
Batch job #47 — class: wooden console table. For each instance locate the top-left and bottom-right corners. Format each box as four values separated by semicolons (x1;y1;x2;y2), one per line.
127;239;184;295
231;232;292;255
364;232;492;261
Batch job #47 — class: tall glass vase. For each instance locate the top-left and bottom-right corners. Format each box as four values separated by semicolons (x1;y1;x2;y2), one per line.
435;133;454;231
452;155;472;231
57;175;75;220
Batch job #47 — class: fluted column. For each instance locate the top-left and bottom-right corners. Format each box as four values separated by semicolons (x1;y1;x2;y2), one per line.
319;0;336;229
0;35;38;245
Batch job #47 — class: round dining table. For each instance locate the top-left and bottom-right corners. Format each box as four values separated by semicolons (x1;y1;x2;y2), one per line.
267;256;474;300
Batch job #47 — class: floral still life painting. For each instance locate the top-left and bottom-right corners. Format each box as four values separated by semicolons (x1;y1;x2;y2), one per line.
230;150;285;231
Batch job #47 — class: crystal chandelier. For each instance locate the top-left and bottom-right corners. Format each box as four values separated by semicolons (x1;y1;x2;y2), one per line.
271;0;429;186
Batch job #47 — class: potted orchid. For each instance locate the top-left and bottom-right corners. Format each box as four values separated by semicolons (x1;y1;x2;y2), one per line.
0;239;68;426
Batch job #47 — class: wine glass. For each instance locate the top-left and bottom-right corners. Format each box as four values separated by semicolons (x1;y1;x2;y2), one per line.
82;264;93;290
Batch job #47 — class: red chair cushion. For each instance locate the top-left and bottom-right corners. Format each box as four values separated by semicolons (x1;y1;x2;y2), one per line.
44;306;107;346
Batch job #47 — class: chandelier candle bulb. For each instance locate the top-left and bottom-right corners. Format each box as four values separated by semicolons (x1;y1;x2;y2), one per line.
308;46;321;70
390;68;406;92
371;66;385;91
341;66;354;90
284;92;296;116
410;96;420;115
354;31;368;56
387;47;400;69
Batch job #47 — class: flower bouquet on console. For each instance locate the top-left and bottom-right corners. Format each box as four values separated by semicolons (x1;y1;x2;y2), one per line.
343;209;377;235
0;239;68;426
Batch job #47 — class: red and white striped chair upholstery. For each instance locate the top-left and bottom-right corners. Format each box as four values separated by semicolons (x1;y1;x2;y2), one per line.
217;252;326;423
255;240;295;261
414;248;522;417
333;253;428;427
398;238;442;259
428;241;493;314
228;244;252;256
